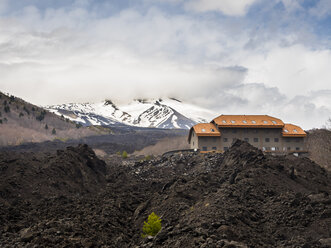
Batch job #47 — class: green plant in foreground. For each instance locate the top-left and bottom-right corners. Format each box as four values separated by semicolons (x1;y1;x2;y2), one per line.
142;212;162;238
122;151;128;159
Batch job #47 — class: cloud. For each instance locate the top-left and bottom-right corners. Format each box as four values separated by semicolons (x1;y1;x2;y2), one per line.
309;0;331;19
0;1;331;129
242;44;331;98
184;0;259;16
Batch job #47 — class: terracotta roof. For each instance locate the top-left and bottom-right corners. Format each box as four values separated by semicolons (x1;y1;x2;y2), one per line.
212;115;284;128
282;124;306;137
192;123;221;137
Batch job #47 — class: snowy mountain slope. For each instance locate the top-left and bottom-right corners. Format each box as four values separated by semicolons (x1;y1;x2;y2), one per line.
46;98;217;129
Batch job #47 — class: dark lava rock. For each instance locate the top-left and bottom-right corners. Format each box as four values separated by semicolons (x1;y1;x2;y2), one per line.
0;141;330;247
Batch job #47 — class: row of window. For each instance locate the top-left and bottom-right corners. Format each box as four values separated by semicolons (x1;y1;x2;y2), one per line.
221;120;278;124
222;137;301;143
223;129;281;134
223;137;279;142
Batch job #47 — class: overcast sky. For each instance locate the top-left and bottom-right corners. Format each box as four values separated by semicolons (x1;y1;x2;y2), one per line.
0;0;331;129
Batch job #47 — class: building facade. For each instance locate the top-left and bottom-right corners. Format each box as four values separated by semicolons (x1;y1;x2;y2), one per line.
188;115;307;154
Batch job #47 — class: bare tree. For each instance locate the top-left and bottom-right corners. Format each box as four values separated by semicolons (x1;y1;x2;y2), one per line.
326;118;331;130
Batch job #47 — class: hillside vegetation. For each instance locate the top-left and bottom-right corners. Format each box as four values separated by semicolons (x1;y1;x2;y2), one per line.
0;92;104;146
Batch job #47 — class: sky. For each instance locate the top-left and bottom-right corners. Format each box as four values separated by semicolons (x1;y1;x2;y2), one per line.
0;0;331;129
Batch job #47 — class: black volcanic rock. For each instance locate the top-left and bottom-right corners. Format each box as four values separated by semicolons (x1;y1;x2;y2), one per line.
0;142;330;247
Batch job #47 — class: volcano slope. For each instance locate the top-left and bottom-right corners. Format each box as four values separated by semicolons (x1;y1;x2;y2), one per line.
0;141;330;247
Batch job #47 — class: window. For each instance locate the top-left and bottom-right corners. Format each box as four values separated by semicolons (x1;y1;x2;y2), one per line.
274;138;279;142
272;121;277;124
263;120;268;124
223;138;228;142
296;147;300;151
265;138;270;142
287;147;291;151
223;129;228;133
202;146;207;151
222;120;227;123
244;138;249;142
286;139;290;143
211;128;215;132
224;147;229;151
193;142;194;146
243;120;247;124
293;129;298;133
254;138;259;142
284;129;289;133
252;120;256;124
265;129;270;134
212;137;217;142
201;128;206;132
253;129;259;133
296;138;300;143
232;129;237;133
231;120;236;123
212;147;217;150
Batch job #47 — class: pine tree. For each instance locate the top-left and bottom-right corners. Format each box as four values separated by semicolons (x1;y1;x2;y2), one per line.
122;151;128;159
52;128;56;135
45;124;48;130
142;212;162;238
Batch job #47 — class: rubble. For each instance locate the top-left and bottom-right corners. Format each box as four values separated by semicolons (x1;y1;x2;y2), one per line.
0;140;330;247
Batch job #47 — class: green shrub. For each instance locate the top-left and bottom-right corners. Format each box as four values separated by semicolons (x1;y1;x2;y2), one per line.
19;112;24;118
144;155;153;161
52;128;56;135
76;123;82;129
122;151;128;159
142;212;162;238
4;105;10;113
116;151;121;156
23;106;30;115
45;124;48;130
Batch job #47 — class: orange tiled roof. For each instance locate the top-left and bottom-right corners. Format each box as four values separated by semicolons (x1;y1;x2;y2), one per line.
192;123;221;137
282;124;306;137
213;115;284;128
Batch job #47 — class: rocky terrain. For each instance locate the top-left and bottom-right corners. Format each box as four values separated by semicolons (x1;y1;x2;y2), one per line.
0;141;330;247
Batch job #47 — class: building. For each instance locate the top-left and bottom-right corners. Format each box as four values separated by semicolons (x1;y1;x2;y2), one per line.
188;115;307;154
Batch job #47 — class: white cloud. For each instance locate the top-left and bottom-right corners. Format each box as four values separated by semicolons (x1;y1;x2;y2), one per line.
242;44;331;98
0;2;331;129
185;0;259;16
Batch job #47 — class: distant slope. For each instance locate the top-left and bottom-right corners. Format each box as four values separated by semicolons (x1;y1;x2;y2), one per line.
46;98;216;129
0;92;104;146
306;129;331;171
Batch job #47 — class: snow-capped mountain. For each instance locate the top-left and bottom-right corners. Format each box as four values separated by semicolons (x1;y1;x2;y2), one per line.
45;98;217;129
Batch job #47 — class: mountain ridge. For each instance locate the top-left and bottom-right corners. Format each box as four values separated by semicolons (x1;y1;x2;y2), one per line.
45;98;217;129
